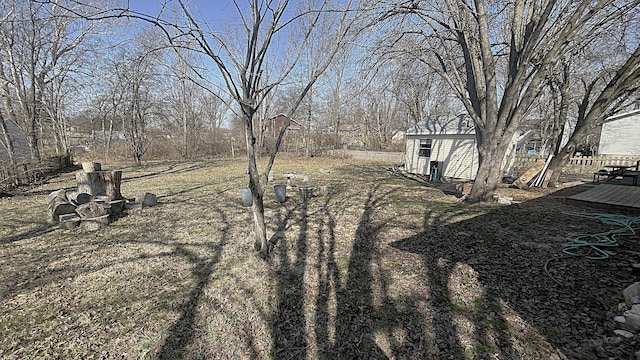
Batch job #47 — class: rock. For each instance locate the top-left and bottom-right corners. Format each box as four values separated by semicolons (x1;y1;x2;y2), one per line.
619;302;629;312
614;316;626;324
492;193;513;205
636;350;640;360
632;304;640;314
613;329;636;339
76;201;108;219
319;168;330;174
624;282;640;306
135;192;157;207
623;310;640;331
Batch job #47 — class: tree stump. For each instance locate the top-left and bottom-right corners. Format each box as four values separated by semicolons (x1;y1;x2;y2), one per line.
76;170;123;201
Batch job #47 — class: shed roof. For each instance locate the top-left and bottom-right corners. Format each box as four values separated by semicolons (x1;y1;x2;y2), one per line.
604;109;640;123
407;114;474;135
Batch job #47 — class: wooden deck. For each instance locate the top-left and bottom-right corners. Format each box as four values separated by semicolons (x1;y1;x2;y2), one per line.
566;184;640;211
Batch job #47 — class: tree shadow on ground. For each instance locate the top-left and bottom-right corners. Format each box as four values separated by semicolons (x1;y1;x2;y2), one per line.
271;184;436;358
270;182;638;359
0;223;56;245
391;185;638;359
155;203;230;359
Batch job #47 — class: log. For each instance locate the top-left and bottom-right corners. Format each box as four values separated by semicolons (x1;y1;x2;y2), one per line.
75;201;109;219
76;170;122;201
46;190;76;223
47;200;77;223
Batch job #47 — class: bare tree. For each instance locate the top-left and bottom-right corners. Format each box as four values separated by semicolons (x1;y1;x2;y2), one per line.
546;45;640;185
382;0;640;201
64;0;362;256
0;0;98;161
117;36;165;165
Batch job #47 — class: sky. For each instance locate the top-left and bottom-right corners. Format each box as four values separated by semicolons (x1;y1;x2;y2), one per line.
127;0;241;28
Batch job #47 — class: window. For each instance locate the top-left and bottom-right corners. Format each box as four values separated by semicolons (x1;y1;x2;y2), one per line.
419;138;432;157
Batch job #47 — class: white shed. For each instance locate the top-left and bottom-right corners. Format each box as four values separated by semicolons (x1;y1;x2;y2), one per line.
404;115;478;180
599;110;640;156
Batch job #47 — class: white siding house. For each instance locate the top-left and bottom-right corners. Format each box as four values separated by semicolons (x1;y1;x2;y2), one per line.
599;110;640;156
0;119;30;164
405;115;478;180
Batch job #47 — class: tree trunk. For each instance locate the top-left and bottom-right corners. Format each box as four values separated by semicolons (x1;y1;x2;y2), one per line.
467;131;513;202
244;109;268;258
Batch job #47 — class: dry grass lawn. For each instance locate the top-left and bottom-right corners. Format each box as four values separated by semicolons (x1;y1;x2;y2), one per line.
1;157;638;359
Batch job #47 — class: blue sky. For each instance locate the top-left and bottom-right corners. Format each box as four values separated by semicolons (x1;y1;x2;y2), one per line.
127;0;239;27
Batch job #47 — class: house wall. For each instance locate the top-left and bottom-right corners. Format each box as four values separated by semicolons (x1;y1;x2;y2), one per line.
405;137;430;175
599;114;640;156
0;119;30;164
405;134;478;180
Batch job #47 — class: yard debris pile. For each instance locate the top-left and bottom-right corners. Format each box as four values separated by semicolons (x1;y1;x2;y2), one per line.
46;162;157;231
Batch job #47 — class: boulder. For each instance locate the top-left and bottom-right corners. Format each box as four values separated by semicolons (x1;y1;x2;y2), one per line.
109;200;125;216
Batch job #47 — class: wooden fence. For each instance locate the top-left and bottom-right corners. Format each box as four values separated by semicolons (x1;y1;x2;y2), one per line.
326;149;404;163
514;154;640;174
0;154;72;192
326;151;639;175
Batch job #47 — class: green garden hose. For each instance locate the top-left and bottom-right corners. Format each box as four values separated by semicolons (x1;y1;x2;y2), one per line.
544;212;640;285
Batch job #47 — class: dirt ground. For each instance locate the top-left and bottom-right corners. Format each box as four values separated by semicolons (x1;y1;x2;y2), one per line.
1;159;639;359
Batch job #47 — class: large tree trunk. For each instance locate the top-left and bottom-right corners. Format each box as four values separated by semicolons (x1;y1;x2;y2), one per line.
468;133;512;202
